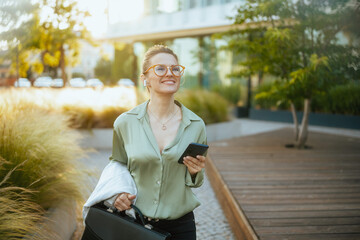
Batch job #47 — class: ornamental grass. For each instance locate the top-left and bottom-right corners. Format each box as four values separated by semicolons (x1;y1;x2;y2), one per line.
0;95;87;239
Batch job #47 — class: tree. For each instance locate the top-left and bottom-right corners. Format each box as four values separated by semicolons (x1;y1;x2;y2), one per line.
36;0;92;86
0;0;92;86
227;0;360;148
94;57;112;84
0;0;39;81
111;42;137;85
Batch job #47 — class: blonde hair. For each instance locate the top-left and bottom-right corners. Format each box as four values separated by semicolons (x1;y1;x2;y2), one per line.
142;45;179;74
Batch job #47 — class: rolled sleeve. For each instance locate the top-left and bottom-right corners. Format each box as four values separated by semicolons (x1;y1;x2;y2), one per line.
185;168;204;188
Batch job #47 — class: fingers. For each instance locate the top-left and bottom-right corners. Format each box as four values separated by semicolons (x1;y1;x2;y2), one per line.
183;155;206;174
184;156;205;168
114;193;135;211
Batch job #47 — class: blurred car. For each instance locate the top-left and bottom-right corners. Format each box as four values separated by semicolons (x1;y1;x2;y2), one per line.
34;76;52;87
51;78;64;88
14;78;31;88
86;78;104;88
69;78;86;88
117;78;135;87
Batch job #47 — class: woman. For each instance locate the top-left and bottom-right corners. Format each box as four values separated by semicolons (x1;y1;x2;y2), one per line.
85;45;207;240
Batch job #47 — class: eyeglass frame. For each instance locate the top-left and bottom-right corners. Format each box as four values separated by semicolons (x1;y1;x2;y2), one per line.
143;64;186;77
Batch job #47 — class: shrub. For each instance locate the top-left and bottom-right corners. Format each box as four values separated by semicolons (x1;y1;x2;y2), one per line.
320;82;360;115
94;106;128;128
176;89;229;124
62;104;96;129
211;82;242;106
0;98;87;237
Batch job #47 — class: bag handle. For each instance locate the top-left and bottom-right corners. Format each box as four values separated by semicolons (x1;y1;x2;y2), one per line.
129;204;146;226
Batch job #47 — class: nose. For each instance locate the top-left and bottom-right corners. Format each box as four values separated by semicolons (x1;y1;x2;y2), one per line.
165;66;174;77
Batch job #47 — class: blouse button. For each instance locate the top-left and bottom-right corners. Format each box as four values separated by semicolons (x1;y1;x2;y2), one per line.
157;180;161;185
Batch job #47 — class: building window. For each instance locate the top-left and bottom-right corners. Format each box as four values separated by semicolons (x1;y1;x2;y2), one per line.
157;0;181;13
206;0;214;6
189;0;196;8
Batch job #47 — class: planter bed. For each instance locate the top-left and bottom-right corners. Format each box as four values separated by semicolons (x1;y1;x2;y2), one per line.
249;109;360;130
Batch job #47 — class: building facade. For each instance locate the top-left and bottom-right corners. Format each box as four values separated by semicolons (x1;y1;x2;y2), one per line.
105;0;245;89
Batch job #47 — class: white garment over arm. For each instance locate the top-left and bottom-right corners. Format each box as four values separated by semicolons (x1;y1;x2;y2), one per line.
82;160;137;221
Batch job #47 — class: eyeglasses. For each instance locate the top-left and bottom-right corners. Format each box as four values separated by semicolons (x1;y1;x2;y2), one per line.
144;64;185;77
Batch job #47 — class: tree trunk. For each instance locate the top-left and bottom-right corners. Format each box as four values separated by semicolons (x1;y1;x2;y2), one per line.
59;44;67;87
16;45;20;82
296;98;311;149
290;102;299;141
246;75;252;110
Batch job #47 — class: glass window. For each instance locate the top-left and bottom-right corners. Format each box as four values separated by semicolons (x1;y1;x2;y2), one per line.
189;0;196;8
171;38;201;88
157;0;181;13
206;0;214;6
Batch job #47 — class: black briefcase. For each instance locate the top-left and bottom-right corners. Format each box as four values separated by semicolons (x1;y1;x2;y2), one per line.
82;202;171;240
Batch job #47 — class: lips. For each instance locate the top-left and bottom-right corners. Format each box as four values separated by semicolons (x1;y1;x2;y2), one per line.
161;80;176;84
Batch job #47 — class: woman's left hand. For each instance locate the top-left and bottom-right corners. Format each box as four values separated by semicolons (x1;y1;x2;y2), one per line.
183;155;206;177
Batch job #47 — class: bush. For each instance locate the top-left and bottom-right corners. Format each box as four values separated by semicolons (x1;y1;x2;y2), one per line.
176;89;229;124
211;82;242;106
94;106;128;128
62;105;96;129
312;82;360;115
0;98;87;238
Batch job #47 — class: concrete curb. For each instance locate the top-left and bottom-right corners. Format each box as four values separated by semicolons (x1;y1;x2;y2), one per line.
77;120;243;149
32;200;77;240
77;119;360;149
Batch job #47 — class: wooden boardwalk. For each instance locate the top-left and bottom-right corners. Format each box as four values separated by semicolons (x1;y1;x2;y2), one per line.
206;128;360;240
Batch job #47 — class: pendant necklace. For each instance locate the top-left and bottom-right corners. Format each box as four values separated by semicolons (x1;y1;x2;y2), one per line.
148;105;179;130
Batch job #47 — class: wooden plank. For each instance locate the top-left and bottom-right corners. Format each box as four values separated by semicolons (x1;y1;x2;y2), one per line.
261;233;360;240
247;210;360;219
207;128;360;240
251;217;360;227
205;155;258;240
255;224;360;235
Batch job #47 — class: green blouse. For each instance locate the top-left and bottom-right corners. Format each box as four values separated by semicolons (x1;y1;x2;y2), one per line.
109;100;207;220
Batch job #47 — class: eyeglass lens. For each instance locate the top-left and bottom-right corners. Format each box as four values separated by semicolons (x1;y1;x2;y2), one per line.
154;65;183;76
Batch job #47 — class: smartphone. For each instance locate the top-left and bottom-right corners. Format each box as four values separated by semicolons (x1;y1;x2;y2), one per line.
178;143;209;164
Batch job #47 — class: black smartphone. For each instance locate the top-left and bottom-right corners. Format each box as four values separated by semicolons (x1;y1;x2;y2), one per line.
178;143;209;164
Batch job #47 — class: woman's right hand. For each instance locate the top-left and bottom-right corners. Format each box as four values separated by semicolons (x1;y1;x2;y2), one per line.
114;193;136;211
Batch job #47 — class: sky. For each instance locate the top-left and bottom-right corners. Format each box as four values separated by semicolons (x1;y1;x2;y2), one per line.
76;0;144;38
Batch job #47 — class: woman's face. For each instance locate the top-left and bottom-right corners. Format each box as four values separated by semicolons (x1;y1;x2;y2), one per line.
145;53;181;95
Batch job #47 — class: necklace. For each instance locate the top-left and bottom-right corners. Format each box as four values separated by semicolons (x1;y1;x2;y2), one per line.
148;105;179;130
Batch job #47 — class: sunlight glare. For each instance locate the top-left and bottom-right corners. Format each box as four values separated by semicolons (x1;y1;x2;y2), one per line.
76;0;144;38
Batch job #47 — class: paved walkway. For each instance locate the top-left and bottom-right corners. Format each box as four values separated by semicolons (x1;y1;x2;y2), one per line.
79;149;235;240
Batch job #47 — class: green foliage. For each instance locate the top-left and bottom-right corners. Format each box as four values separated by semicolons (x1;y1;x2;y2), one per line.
0;185;52;239
228;0;360;114
94;106;128;128
254;81;286;109
0;100;87;208
0;0;92;83
62;105;95;129
176;89;229;124
94;57;112;83
312;82;360;115
0;96;88;237
211;82;242;106
72;72;86;79
111;43;137;85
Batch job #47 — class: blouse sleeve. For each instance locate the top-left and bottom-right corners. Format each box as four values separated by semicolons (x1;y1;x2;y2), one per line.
109;128;128;165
